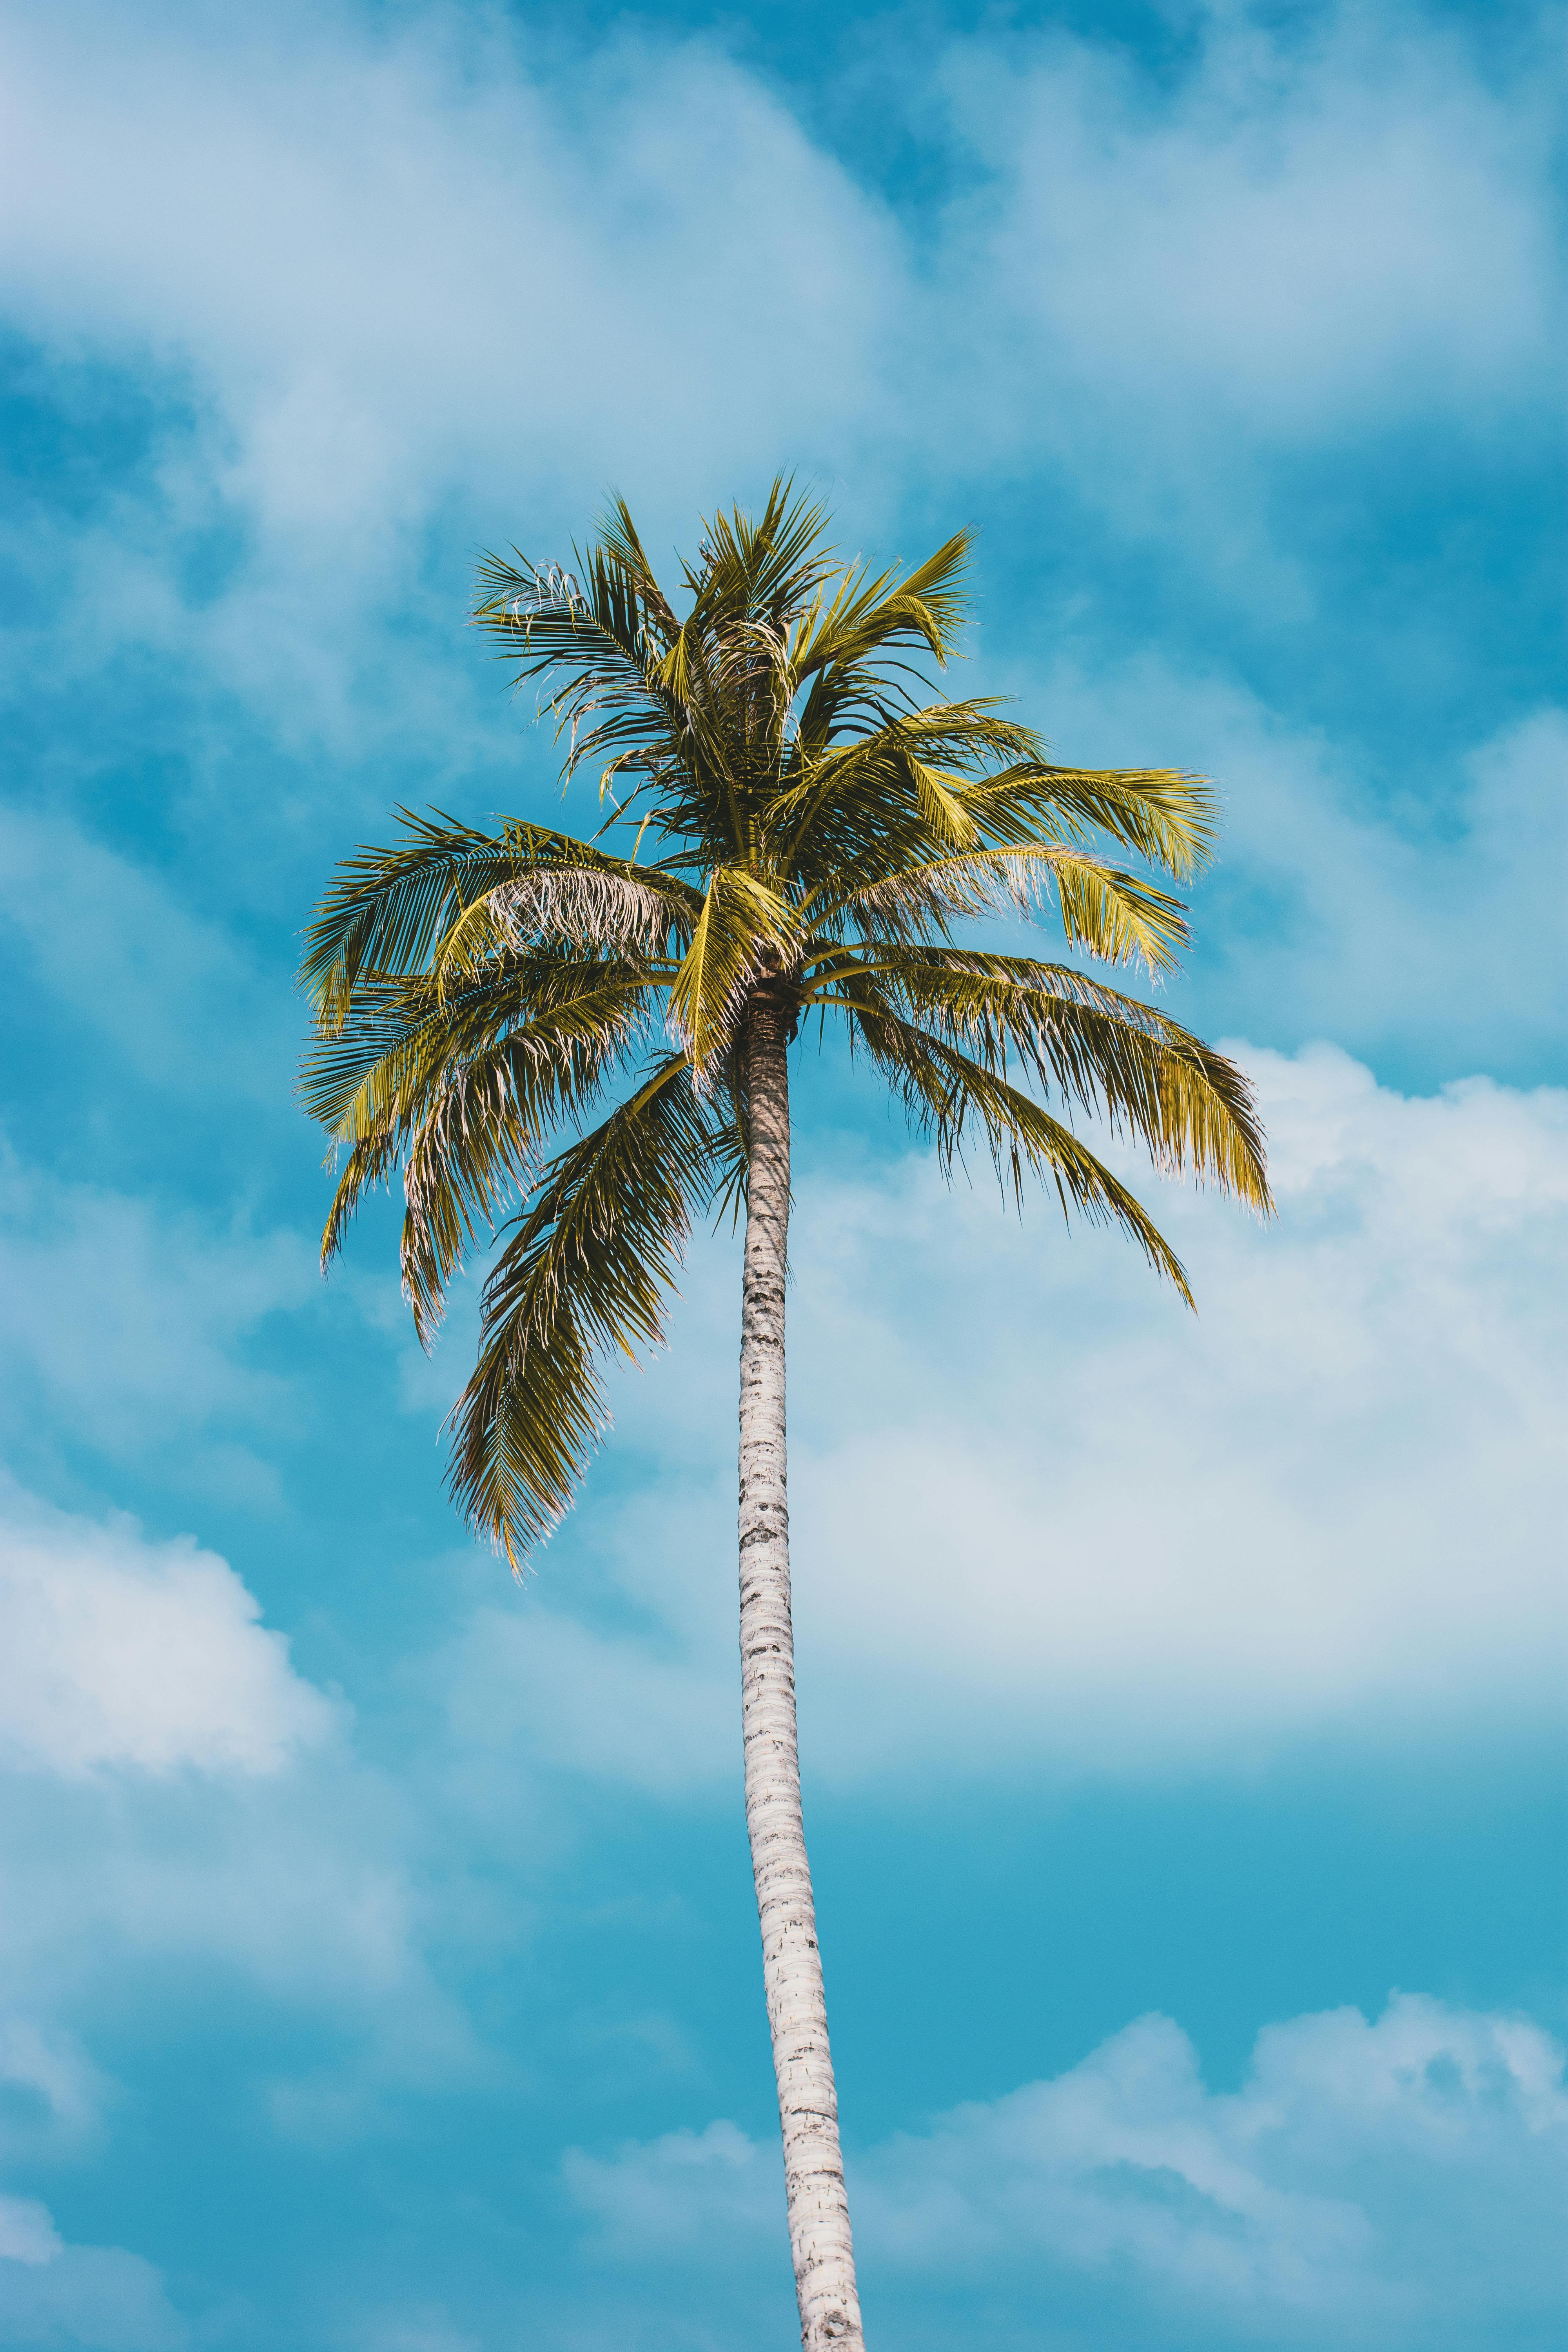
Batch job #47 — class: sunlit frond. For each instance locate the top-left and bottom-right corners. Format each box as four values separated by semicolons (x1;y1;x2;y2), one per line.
446;1055;728;1562
689;478;838;627
300;810;697;1029
668;867;797;1075
791;528;972;693
963;762;1219;879
836;991;1194;1300
309;957;659;1336
822;948;1269;1209
816;844;1192;973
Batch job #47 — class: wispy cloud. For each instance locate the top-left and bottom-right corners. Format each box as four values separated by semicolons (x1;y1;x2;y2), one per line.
0;1479;333;1777
454;1041;1568;1780
0;805;281;1098
0;0;1552;753
0;2199;184;2349
0;1146;313;1492
0;1482;481;2120
0;1;897;751
938;1;1555;453
568;1993;1568;2347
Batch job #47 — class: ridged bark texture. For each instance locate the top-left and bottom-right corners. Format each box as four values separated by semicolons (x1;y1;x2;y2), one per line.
739;996;866;2352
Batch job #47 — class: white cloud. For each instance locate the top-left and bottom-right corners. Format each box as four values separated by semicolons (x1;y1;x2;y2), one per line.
0;1483;433;2006
943;2;1555;453
0;2191;61;2263
568;1993;1568;2345
784;1042;1568;1768
0;1;899;750
567;2118;777;2263
0;2198;183;2348
0;1145;312;1481
0;1481;332;1777
0;2019;107;2164
0;4;893;494
0;804;278;1098
442;1605;733;1798
0;0;1552;1118
461;1041;1568;1781
0;1483;485;2147
0;0;1552;758
1025;668;1568;1082
0;5;1552;1142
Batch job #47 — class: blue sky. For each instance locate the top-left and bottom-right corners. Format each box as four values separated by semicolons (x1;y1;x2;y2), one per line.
0;1;1563;2346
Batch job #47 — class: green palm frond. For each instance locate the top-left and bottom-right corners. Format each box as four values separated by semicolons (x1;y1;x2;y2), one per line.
811;843;1191;973
668;868;798;1074
838;993;1194;1299
300;810;699;1029
326;967;659;1338
765;705;1212;900
964;761;1219;878
688;479;838;628
789;531;972;739
446;1054;726;1560
763;710;1004;880
829;949;1267;1206
471;548;686;793
592;497;682;641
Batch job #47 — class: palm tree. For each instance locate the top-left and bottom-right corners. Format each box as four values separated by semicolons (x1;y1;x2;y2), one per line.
299;482;1270;2351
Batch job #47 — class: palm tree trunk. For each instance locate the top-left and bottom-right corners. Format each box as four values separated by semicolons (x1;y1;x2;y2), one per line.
738;994;866;2351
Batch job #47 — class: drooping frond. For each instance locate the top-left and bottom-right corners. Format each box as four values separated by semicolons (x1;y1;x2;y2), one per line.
814;844;1192;972
299;810;698;1029
768;707;1012;873
470;545;697;818
446;1055;728;1561
307;952;660;1335
818;949;1268;1209
668;867;798;1075
962;761;1219;879
835;989;1194;1299
434;864;684;1000
763;699;1215;911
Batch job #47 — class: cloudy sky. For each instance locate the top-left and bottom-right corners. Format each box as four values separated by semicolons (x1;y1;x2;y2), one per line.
0;1;1562;2345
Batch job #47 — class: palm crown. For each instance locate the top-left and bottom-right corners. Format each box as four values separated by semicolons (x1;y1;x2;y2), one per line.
300;481;1270;1562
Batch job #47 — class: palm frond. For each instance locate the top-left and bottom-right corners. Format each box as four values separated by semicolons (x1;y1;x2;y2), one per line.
592;497;682;641
668;868;797;1075
299;811;698;1028
689;477;838;626
755;706;1029;867
964;762;1218;879
471;546;687;792
433;865;686;1002
836;994;1194;1299
794;530;972;683
308;958;659;1332
827;948;1269;1209
812;843;1192;972
446;1054;729;1561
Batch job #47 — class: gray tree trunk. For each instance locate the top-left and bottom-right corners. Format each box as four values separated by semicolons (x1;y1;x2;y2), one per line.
738;993;866;2351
